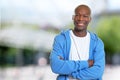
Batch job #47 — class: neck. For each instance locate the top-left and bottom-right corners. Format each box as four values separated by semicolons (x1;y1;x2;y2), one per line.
73;30;87;37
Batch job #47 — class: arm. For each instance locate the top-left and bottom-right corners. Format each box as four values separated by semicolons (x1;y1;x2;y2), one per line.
59;56;94;68
71;39;105;80
50;36;89;75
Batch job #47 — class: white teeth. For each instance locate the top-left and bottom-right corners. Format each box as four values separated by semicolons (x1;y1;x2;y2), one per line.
78;23;84;26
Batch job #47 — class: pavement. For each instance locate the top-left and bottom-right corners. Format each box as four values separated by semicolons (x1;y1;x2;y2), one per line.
0;65;120;80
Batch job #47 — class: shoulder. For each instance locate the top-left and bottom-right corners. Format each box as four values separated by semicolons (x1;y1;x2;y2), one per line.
89;31;104;46
54;34;65;42
54;29;70;42
89;32;101;40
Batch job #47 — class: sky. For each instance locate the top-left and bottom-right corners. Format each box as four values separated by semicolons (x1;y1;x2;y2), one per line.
1;0;120;28
107;0;120;10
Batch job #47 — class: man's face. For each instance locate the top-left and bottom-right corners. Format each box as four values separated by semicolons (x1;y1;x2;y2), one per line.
73;6;91;32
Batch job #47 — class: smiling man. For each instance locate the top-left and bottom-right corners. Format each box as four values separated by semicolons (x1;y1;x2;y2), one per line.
73;5;91;36
50;4;105;80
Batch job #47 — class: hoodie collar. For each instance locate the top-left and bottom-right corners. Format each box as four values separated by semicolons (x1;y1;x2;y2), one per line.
60;29;98;41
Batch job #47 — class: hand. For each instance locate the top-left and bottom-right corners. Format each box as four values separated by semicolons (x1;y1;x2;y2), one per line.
58;56;64;60
88;60;94;67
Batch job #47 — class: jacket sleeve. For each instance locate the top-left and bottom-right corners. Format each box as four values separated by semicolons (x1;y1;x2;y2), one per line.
71;39;105;80
50;35;89;75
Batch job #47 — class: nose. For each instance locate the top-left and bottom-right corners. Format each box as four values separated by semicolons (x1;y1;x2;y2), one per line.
78;16;84;21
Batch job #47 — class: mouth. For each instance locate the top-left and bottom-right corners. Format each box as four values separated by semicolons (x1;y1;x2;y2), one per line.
78;23;84;26
76;22;85;27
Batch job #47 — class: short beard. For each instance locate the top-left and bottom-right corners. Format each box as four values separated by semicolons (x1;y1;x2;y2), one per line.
74;27;85;32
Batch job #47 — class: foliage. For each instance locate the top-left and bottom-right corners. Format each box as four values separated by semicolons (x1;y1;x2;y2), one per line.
96;16;120;54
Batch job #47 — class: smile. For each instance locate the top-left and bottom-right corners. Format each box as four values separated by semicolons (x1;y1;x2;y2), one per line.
78;23;84;26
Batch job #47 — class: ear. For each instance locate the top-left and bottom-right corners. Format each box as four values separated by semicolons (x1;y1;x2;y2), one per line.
72;15;75;20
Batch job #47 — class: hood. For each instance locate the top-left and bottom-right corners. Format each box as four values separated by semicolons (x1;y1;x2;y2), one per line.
60;29;98;41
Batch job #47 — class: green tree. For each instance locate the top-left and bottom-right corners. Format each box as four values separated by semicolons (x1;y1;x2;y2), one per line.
96;16;120;64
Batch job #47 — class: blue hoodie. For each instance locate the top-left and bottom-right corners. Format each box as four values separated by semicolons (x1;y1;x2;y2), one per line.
50;30;105;80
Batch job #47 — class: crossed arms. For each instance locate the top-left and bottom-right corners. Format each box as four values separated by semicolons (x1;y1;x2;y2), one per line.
50;37;105;80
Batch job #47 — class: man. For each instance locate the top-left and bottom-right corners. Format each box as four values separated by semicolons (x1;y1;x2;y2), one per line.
50;4;105;80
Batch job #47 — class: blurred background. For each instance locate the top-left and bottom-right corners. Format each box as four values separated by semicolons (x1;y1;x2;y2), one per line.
0;0;120;80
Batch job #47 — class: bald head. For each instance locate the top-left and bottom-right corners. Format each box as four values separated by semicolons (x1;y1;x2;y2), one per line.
74;4;91;15
73;4;91;33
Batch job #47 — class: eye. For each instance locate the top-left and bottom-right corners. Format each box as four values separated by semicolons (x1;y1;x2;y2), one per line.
83;15;89;18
